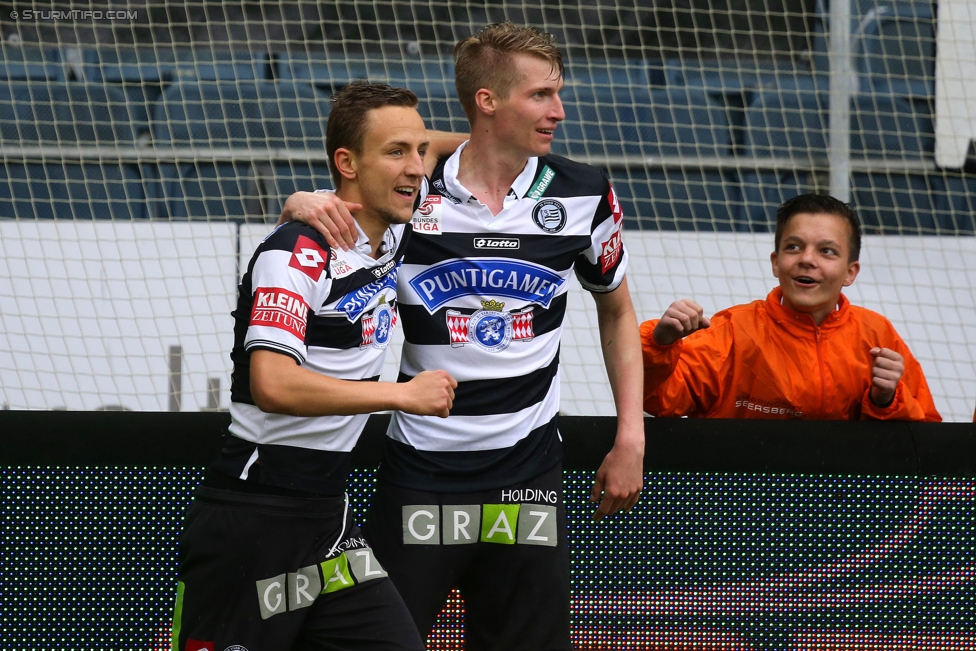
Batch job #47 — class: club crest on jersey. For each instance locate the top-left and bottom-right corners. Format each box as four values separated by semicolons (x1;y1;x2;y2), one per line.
412;196;443;234
446;300;534;352
289;235;329;281
531;199;567;233
361;299;396;349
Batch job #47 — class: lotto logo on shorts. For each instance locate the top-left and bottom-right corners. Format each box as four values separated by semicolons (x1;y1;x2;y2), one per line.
255;548;387;620
402;503;558;547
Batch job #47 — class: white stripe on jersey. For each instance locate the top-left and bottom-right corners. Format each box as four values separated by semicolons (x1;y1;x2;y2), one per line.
388;149;627;454
234;221;405;453
230;402;366;452
389;382;560;452
398;329;560;383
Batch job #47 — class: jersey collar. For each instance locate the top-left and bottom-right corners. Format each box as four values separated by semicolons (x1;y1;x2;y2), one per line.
442;141;540;206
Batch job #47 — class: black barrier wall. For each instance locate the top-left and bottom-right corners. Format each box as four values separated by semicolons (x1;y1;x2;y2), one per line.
2;412;975;650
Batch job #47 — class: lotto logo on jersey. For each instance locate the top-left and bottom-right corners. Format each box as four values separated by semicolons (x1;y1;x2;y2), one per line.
251;288;310;340
412;196;442;234
600;229;623;274
289;235;329;281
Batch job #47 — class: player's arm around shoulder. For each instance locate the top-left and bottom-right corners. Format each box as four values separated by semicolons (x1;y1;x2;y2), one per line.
590;276;645;522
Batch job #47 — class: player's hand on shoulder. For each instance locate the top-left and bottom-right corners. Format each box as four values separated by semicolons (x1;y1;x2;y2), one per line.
869;347;905;407
399;370;457;418
280;191;361;251
652;298;710;346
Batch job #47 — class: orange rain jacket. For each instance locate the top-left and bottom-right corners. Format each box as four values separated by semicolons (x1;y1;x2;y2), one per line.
641;287;942;421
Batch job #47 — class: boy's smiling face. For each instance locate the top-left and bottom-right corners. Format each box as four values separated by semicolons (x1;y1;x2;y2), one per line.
770;211;860;325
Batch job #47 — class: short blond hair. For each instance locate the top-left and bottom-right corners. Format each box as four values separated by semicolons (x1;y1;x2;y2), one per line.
453;22;564;124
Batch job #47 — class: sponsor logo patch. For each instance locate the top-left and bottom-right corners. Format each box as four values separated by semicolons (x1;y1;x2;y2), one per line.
608;184;623;224
186;640;214;651
409;259;564;312
413;196;443;234
600;230;623;274
289;235;328;281
474;237;520;250
402;502;559;547
251;288;310;340
371;258;397;278
330;253;356;278
336;271;398;322
527;164;555;200
256;549;386;620
531;199;567;233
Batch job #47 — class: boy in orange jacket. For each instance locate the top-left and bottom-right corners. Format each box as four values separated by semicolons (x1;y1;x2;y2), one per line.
641;193;941;421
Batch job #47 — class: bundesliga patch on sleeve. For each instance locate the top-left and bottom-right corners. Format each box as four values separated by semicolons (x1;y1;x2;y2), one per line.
412;196;442;234
288;234;329;281
251;287;310;340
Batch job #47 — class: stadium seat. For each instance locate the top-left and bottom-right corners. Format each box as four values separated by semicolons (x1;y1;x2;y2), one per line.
0;44;64;81
79;47;178;133
850;91;940;232
554;85;738;231
939;173;976;235
273;52;369;93
854;2;935;99
741;85;944;234
152;80;331;220
172;48;271;82
257;83;334;214
0;82;150;219
739;88;829;229
850;171;947;234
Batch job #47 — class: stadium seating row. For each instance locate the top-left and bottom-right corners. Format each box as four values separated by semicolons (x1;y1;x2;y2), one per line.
0;1;969;233
0;76;971;233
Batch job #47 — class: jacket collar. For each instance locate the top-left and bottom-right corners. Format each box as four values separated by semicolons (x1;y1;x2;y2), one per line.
764;286;851;335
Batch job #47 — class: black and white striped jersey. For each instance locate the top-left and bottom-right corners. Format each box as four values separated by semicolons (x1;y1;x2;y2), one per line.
214;219;410;494
384;143;629;491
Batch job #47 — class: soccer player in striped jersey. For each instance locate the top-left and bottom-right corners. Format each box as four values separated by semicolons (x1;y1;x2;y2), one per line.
170;82;458;651
281;23;645;651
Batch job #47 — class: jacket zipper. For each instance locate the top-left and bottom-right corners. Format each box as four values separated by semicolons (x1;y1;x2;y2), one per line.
815;326;826;414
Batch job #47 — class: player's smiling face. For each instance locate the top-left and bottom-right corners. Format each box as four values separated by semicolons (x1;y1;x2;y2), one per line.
494;53;565;157
771;211;860;325
354;105;428;227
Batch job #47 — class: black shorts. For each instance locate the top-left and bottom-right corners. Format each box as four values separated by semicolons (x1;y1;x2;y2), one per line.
172;486;423;651
362;463;571;651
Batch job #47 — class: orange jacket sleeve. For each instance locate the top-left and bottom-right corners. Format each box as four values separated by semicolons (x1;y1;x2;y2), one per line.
640;317;733;418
